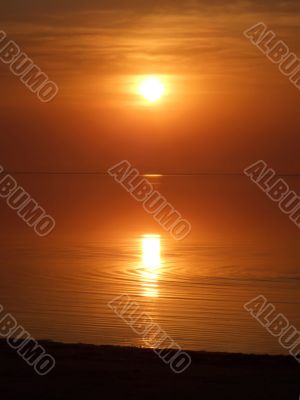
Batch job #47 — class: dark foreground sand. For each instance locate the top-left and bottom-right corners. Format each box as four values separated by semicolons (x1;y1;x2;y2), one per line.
0;340;298;399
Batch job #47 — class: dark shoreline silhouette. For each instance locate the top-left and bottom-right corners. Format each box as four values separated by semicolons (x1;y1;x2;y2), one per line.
0;340;298;399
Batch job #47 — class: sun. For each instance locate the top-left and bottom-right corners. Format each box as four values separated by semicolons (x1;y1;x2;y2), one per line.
138;76;165;103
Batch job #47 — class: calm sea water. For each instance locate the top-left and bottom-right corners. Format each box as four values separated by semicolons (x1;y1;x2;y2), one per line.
0;174;299;354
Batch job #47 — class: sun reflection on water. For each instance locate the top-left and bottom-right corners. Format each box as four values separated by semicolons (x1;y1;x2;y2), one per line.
140;235;161;297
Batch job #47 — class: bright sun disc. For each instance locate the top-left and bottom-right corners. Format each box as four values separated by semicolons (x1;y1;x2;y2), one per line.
139;77;165;103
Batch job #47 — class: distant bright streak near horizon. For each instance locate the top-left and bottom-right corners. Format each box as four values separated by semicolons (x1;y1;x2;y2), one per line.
143;174;162;178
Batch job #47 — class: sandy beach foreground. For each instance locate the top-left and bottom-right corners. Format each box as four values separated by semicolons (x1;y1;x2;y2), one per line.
0;340;298;399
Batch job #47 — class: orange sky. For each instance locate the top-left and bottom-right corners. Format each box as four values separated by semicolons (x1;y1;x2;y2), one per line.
0;0;300;173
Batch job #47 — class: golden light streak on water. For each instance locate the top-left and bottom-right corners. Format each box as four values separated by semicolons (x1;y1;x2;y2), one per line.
140;234;161;297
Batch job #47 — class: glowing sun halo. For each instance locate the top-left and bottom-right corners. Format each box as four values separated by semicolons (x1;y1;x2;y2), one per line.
138;77;165;103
